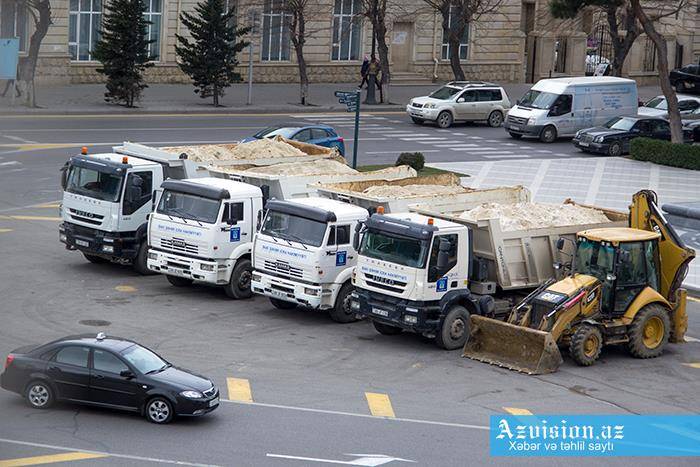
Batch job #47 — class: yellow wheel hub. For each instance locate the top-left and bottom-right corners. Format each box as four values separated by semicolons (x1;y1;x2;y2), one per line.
642;316;664;349
584;334;599;357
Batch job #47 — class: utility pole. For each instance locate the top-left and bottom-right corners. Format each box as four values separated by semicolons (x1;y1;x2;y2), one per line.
247;9;259;106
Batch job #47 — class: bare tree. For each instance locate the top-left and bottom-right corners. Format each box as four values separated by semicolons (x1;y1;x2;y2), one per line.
283;0;317;105
360;0;391;96
16;0;52;107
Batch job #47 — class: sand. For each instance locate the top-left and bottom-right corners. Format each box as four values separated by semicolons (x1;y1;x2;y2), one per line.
244;159;359;176
163;136;307;162
362;184;468;199
458;202;611;231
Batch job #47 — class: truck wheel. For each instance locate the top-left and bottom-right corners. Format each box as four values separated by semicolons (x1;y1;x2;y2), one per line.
569;324;602;366
435;305;470;350
436;111;453;128
328;282;358;323
607;141;622;157
223;259;253;299
539;125;557;143
411;117;424;124
270;298;296;310
487;110;503;127
508;132;522;139
133;242;156;275
83;253;108;264
166;275;193;287
373;321;402;335
628;304;670;359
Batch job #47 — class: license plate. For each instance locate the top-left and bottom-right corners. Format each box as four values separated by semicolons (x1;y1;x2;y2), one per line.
579;142;589;147
372;307;389;317
75;239;89;247
209;397;219;407
510;125;521;131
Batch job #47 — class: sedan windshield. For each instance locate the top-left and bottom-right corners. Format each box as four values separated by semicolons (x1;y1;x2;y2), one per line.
254;126;300;139
157;190;221;224
121;345;169;374
518;90;558;109
428;86;461;100
574;239;616;281
261;210;327;247
645;97;667;110
604;117;636;131
360;230;429;268
66;166;124;202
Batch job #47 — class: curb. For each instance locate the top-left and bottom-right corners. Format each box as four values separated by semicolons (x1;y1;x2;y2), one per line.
663;204;700;231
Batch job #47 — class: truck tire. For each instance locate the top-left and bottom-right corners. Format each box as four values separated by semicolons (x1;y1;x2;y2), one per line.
539;125;557;143
569;324;602;366
83;253;108;264
223;259;253;299
435;305;470;350
373;321;403;335
328;282;358;323
166;275;193;287
270;298;296;310
133;242;156;275
628;304;670;359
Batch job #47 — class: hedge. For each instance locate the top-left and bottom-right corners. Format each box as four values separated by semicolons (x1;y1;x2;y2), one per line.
395;152;425;171
629;137;700;170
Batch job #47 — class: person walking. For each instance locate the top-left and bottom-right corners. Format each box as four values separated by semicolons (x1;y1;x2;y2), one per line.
358;56;370;89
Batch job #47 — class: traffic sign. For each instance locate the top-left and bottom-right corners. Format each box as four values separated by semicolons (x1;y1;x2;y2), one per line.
334;89;361;169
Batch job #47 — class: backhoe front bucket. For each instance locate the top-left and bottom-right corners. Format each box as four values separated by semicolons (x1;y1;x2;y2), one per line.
463;315;563;375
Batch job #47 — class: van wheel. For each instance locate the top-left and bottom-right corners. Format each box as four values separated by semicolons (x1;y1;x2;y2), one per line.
411;117;424;124
539;125;557;143
508;132;522;139
25;381;54;409
373;321;403;335
166;275;193;287
435;305;470;350
133;242;156;275
628;304;670;359
436;111;453;128
569;325;602;366
223;259;253;299
83;253;108;264
270;298;296;310
328;282;358;323
487;111;503;127
607;141;622;157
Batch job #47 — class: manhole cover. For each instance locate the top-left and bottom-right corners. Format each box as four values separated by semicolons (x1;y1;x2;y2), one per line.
79;319;111;327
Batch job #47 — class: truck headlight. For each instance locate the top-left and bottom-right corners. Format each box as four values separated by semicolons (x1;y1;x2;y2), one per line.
102;245;114;253
180;390;203;399
403;315;418;324
304;287;319;296
594;136;605;143
527;117;537;125
148;251;158;260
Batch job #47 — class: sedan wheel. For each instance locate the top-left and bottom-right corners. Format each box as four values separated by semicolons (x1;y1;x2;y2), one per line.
146;397;174;424
26;381;53;409
608;141;622;157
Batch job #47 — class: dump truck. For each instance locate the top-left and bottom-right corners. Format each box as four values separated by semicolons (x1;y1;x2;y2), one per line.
463;190;695;374
348;186;627;349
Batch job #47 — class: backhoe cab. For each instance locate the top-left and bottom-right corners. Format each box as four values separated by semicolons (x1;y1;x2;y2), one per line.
463;190;695;374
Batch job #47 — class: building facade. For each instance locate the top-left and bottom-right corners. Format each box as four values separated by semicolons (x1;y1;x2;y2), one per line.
1;0;698;85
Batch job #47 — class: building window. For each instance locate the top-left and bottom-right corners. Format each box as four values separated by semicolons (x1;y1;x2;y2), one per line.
0;0;27;52
554;37;567;73
441;5;469;60
143;0;162;61
331;0;361;61
642;37;657;72
261;0;290;62
68;0;102;61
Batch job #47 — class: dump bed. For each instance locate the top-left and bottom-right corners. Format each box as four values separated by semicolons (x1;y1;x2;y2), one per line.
410;186;628;291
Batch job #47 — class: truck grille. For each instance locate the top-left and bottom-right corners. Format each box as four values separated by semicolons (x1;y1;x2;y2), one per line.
264;260;303;280
68;208;104;226
160;237;199;255
363;273;406;294
507;115;528;126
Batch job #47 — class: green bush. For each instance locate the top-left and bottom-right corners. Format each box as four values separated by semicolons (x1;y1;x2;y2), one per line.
629;137;700;170
395;152;425;171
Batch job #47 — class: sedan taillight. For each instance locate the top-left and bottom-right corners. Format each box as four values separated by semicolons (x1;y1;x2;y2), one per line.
4;354;14;369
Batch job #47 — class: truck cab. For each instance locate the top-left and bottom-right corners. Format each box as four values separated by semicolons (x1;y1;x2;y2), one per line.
251;198;368;323
350;212;493;349
147;178;263;299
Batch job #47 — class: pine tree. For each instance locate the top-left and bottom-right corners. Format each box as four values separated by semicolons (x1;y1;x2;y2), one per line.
93;0;153;107
176;0;249;107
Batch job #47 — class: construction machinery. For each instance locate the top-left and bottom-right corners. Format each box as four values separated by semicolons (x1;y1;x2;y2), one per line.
463;190;695;374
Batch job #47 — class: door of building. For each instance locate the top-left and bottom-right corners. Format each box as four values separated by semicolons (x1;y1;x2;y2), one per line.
392;23;413;72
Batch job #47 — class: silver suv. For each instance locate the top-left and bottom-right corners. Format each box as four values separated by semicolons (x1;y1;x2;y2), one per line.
406;81;512;128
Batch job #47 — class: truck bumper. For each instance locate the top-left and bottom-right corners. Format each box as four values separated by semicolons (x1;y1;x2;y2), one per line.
350;288;441;335
147;248;230;284
251;271;336;309
59;222;138;261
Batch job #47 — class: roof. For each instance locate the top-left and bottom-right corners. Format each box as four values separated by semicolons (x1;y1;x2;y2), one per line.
288;197;368;221
184;177;262;198
446;81;499;89
578;227;660;244
48;334;137;352
532;76;635;92
85;153;157;167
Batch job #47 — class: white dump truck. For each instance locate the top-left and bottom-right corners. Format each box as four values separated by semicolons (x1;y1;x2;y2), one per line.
349;186;628;349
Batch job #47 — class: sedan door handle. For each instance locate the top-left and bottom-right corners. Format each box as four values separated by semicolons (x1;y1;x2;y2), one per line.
93;374;103;379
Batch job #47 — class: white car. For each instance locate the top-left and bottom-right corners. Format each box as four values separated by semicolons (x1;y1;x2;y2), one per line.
406;81;511;128
638;94;700;117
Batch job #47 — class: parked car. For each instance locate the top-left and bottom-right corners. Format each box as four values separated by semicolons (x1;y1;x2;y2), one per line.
406;81;511;128
572;115;692;156
1;333;219;424
241;123;345;156
670;64;700;94
637;94;700;117
681;106;700;142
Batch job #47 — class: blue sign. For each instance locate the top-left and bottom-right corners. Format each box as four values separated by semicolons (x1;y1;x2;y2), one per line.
0;38;20;80
436;277;448;292
229;227;241;242
336;250;347;266
490;415;700;457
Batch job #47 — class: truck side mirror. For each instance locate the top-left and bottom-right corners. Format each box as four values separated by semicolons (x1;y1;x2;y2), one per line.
352;223;363;251
437;239;451;270
224;203;244;225
256;209;264;231
60;163;69;190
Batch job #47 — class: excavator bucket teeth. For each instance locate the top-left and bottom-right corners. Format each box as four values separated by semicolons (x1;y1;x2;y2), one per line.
463;315;563;375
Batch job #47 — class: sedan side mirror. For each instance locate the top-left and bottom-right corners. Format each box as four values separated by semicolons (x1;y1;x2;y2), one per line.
120;370;135;379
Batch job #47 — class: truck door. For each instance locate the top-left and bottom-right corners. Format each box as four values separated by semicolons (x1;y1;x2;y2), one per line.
121;170;154;231
221;199;251;256
427;234;459;294
322;223;353;283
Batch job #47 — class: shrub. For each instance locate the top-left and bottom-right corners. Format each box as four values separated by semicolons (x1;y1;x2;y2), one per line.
395;152;425;171
629;137;700;171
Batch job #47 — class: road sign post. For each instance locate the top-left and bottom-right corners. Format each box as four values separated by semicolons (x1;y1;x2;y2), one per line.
334;90;361;169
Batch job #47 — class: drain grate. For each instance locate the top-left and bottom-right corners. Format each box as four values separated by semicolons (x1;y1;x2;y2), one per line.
79;319;112;327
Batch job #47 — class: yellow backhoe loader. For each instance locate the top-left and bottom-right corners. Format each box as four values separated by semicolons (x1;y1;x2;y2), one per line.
463;190;695;374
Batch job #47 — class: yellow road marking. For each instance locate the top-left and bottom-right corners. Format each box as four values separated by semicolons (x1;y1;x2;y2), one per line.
0;452;107;466
33;203;60;209
503;407;533;415
0;229;12;233
114;285;137;293
683;363;700;369
365;392;395;418
226;377;253;402
0;215;61;221
688;296;700;303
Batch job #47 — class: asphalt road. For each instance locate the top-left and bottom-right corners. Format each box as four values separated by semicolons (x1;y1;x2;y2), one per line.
1;113;699;466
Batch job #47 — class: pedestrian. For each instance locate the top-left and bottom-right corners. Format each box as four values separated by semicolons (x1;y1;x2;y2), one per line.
358;56;369;89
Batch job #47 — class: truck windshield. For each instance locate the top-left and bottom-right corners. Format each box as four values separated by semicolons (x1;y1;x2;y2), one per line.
65;166;124;202
360;230;429;268
157;190;221;224
518;90;558;109
574;239;615;281
261;210;326;247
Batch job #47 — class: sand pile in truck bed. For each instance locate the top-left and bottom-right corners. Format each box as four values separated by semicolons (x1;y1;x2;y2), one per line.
458;202;610;231
244;159;358;176
163;137;306;162
361;184;468;199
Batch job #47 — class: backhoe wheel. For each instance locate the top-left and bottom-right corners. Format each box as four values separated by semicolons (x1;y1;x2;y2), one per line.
435;305;470;350
328;282;358;323
628;304;670;359
166;275;193;287
539;125;557;143
569;325;602;366
269;297;296;310
133;242;156;275
223;259;252;299
373;321;403;336
83;253;108;264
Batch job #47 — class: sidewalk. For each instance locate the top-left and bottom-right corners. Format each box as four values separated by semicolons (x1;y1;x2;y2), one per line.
428;156;700;292
0;82;663;115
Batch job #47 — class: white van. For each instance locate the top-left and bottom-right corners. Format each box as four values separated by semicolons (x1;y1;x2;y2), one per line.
504;77;638;143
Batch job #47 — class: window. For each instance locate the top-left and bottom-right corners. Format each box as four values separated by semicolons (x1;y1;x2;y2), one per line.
68;0;102;61
458;90;476;102
93;349;129;374
261;0;290;61
634;120;651;135
678;100;700;112
311;128;330;140
54;346;90;367
327;225;350;246
123;171;152;215
294;129;313;142
0;0;28;52
441;5;469;60
332;0;362;61
225;202;244;222
428;234;458;282
549;94;572;116
158;190;222;224
642;37;657;72
649;119;669;135
477;89;502;102
143;0;162;61
554;37;568;73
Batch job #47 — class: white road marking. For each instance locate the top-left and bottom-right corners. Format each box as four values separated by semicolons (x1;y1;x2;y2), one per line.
585;158;607;204
482;154;531;159
685;336;700;343
529;159;552;197
433;143;479;147
0;161;21;166
266;453;415;466
365;150;440;154
400;137;447;141
1;134;38;144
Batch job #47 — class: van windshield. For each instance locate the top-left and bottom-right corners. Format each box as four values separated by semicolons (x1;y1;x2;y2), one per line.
429;86;461;100
360;230;429;268
518;90;558;109
65;165;124;202
261;210;327;247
